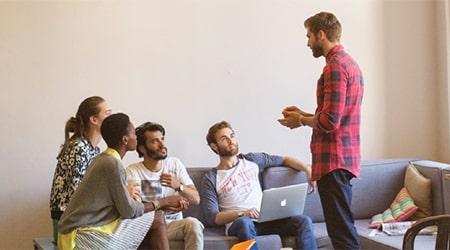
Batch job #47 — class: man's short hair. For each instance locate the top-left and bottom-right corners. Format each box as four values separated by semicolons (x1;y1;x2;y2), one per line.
101;113;131;148
304;11;342;42
206;120;233;146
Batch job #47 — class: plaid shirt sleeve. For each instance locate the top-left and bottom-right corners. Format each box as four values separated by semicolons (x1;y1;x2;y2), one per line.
314;60;347;131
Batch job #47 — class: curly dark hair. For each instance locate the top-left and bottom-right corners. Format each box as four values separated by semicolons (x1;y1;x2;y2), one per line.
135;122;166;158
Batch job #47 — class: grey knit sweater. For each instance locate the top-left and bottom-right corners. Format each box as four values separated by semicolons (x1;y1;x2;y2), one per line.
58;152;144;234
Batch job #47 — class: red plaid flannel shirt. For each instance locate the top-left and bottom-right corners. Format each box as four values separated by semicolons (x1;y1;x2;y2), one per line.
311;45;364;181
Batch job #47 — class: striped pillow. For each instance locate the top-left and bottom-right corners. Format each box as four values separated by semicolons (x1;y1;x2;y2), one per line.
369;187;418;228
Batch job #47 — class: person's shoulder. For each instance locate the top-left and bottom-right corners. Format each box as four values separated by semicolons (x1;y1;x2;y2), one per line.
61;138;86;152
241;152;273;160
88;153;120;173
63;138;97;155
204;167;217;177
164;157;186;167
329;45;354;63
165;156;182;163
127;161;144;170
95;152;116;163
72;138;91;148
201;168;217;187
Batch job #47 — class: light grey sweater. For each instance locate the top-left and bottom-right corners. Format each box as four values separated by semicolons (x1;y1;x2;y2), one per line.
58;152;144;234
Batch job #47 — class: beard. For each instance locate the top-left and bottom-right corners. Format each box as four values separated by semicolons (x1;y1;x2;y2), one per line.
311;40;324;58
217;143;239;157
145;146;168;161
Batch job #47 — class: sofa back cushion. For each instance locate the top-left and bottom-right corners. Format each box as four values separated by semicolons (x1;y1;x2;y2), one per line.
352;159;410;220
184;167;210;225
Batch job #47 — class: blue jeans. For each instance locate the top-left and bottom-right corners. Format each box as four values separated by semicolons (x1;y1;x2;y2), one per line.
228;215;317;250
317;169;361;250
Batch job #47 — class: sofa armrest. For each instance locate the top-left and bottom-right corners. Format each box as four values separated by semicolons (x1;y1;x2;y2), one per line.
411;160;450;215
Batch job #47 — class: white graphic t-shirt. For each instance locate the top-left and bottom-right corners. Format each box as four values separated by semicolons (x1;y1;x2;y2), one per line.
216;158;263;230
126;157;194;223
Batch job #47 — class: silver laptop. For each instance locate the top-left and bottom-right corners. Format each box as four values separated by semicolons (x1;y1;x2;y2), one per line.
253;183;308;223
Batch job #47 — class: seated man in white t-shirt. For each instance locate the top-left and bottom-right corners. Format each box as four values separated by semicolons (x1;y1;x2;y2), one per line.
201;120;317;250
126;122;204;250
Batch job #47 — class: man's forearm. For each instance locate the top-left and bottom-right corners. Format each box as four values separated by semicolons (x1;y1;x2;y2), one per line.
215;211;242;225
179;185;200;205
300;114;315;128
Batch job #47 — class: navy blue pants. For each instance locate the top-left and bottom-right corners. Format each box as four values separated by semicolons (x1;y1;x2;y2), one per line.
317;169;361;250
228;214;317;250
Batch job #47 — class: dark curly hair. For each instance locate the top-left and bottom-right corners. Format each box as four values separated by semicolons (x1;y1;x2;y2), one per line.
135;122;166;158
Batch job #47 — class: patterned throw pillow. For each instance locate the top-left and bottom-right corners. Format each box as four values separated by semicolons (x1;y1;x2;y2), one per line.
369;187;419;228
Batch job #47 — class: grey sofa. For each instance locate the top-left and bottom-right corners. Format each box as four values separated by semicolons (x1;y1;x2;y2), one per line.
172;158;450;250
34;158;450;250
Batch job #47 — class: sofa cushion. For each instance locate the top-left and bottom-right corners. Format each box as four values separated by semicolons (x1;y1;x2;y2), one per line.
405;161;433;220
356;219;438;250
369;187;418;228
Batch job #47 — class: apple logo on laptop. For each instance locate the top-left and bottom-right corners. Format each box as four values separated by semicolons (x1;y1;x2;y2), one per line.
280;199;287;207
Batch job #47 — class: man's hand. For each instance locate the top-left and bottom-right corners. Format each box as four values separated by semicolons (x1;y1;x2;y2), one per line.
242;208;260;219
127;182;142;202
160;172;181;190
278;106;303;129
278;105;313;129
160;195;189;212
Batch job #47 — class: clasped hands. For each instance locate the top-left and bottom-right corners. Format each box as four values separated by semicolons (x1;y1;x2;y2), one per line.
278;105;308;129
159;195;189;212
127;181;188;212
158;172;189;211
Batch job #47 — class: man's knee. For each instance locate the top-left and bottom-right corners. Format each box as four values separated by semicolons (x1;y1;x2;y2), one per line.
151;211;167;230
292;215;313;229
183;217;204;233
234;217;254;228
230;217;256;235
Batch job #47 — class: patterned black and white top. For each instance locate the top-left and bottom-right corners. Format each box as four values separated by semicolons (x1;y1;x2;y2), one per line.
49;139;100;219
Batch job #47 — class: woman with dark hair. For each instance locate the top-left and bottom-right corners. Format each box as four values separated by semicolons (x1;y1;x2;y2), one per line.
58;113;188;250
49;96;111;244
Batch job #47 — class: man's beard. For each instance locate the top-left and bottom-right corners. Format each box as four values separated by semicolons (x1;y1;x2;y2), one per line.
145;146;168;161
312;40;324;58
217;143;239;157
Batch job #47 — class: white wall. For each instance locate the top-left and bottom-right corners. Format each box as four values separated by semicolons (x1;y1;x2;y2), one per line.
0;1;447;249
383;1;440;159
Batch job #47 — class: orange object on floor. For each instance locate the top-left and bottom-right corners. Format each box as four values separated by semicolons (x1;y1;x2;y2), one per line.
230;239;256;250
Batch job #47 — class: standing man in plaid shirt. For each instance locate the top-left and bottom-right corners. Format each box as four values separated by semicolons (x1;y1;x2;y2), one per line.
278;11;364;250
